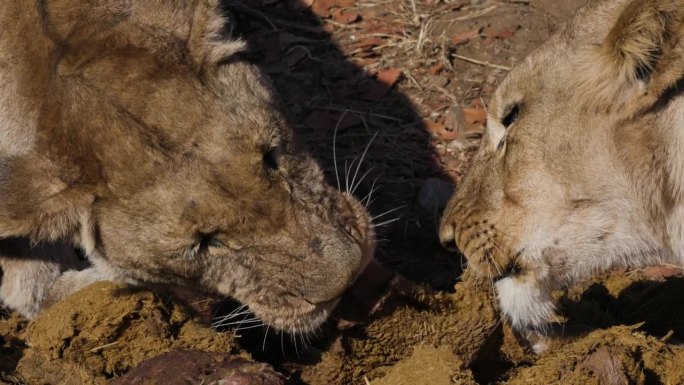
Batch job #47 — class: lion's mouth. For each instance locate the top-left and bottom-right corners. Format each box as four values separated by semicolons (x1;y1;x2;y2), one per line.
493;261;524;282
215;244;372;334
492;251;526;282
220;296;340;334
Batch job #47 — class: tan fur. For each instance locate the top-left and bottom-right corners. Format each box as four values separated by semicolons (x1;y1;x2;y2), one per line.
0;0;375;333
440;0;684;331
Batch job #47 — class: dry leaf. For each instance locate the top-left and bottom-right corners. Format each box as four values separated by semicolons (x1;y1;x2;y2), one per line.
311;0;335;17
498;27;515;39
429;63;444;75
463;107;487;125
376;68;401;87
362;24;404;36
452;29;480;45
311;0;355;17
332;8;360;24
470;98;485;109
336;0;355;7
353;57;379;68
351;37;386;50
425;120;458;140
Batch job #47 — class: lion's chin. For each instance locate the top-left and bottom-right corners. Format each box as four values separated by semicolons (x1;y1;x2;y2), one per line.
249;297;340;334
495;275;557;332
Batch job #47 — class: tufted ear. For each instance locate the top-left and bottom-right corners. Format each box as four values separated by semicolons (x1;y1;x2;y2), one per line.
0;156;95;248
576;0;683;113
186;0;247;68
43;0;245;71
119;0;246;70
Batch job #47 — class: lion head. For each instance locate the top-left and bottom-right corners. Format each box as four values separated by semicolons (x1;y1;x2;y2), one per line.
0;0;374;333
440;0;684;331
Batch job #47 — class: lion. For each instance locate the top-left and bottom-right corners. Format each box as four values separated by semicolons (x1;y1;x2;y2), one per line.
439;0;684;337
0;0;375;334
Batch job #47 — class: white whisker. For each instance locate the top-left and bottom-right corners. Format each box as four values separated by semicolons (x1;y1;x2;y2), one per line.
374;217;401;228
235;323;266;332
333;111;349;191
344;159;351;194
350;167;375;196
292;333;300;358
361;175;381;207
212;317;262;328
349;131;379;194
212;309;252;323
262;325;270;351
371;205;406;221
280;331;285;356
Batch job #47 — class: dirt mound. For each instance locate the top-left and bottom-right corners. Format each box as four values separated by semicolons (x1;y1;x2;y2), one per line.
372;345;475;385
17;282;236;385
6;267;684;385
299;270;501;384
505;326;684;385
291;269;683;385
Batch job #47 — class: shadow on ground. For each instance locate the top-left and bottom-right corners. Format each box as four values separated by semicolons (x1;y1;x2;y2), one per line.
217;0;465;368
225;0;462;292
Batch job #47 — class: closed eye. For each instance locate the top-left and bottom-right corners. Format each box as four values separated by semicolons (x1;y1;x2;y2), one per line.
263;146;280;171
502;104;520;128
196;233;226;254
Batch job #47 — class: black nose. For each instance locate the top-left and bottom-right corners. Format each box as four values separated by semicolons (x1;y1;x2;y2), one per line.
439;223;459;252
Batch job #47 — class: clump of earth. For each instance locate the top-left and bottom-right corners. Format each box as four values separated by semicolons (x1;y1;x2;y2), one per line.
16;282;238;385
4;268;684;385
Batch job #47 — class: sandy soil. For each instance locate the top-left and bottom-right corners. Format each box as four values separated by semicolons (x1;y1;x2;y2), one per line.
4;0;684;384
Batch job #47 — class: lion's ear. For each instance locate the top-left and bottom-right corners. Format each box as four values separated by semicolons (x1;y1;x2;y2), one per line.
0;156;94;244
606;0;682;88
124;0;246;70
577;0;683;113
575;0;684;114
186;0;246;69
44;0;245;71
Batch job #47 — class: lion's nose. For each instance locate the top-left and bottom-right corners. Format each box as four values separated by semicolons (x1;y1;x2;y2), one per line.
439;222;459;251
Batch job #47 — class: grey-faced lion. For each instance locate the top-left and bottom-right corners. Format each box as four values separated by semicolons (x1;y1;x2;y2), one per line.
0;0;375;333
440;0;683;335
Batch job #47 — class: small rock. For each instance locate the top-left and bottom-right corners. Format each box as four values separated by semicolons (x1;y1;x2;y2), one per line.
110;351;285;385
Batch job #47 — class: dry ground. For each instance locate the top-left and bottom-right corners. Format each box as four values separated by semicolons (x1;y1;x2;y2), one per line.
4;0;684;384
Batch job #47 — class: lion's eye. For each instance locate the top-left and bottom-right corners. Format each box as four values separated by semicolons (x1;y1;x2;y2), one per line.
263;147;280;171
496;136;506;151
502;104;520;128
197;233;225;253
206;237;226;248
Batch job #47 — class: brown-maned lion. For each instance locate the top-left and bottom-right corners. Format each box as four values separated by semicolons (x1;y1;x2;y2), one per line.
0;0;375;333
439;0;684;337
